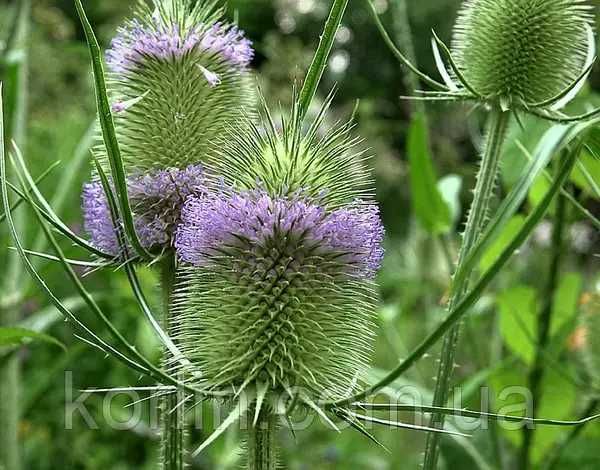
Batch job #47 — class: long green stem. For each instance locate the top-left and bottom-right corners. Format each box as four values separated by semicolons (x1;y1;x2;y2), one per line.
247;411;277;470
0;2;29;469
519;189;567;470
423;108;510;469
160;256;186;470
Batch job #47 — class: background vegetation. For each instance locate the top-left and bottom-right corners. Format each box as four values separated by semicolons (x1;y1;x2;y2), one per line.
0;0;599;468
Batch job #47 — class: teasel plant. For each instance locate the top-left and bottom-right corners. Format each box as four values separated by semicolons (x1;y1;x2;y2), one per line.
2;0;600;469
0;2;98;470
79;0;256;468
364;0;600;467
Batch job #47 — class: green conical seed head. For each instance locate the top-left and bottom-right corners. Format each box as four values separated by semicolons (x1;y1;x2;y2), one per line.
174;250;379;401
172;102;384;404
453;0;592;105
104;0;255;172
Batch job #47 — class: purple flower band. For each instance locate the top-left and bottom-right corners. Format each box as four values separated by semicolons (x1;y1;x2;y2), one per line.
175;190;385;279
106;18;254;74
82;165;205;256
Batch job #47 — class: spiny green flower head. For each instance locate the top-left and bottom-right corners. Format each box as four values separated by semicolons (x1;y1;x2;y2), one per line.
171;101;384;407
452;0;594;107
104;0;255;172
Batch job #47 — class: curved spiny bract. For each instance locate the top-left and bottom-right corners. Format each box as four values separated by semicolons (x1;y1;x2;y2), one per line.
453;0;593;106
207;98;373;210
172;189;384;406
103;0;255;173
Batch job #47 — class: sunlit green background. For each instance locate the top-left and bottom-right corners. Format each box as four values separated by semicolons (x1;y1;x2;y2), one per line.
1;0;599;468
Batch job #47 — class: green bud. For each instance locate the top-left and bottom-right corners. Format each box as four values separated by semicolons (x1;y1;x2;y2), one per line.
453;0;593;106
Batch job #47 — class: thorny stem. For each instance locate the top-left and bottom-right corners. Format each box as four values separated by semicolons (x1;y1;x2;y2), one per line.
247;411;277;470
423;108;510;469
519;189;568;470
160;255;186;470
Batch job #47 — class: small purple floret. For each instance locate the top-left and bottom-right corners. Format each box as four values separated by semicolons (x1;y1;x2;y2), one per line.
175;191;385;279
82;165;205;256
106;18;254;74
82;183;121;255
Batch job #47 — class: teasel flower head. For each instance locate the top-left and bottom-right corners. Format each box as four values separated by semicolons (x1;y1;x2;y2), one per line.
82;164;206;257
171;98;384;413
102;0;255;173
396;0;599;122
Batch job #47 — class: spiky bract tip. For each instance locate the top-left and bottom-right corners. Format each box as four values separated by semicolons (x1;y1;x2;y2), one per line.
453;0;593;105
82;164;205;256
102;0;255;172
172;100;384;408
208;96;373;210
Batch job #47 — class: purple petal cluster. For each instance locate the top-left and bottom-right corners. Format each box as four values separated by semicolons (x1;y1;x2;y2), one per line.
82;165;205;256
82;183;121;255
106;18;253;74
175;190;385;279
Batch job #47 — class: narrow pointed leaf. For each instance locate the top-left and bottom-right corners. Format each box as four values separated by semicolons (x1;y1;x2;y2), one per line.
408;112;452;234
74;0;152;260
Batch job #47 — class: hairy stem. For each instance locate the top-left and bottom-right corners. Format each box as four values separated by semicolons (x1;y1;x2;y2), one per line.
247;411;277;470
160;255;186;470
519;189;567;470
423;108;510;469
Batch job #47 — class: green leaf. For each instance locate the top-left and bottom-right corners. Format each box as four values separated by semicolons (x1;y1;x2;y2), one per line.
0;327;65;352
453;120;598;291
571;151;600;197
437;174;462;225
528;174;552;208
550;273;582;336
497;285;537;364
408;112;452;234
479;215;525;272
491;368;576;464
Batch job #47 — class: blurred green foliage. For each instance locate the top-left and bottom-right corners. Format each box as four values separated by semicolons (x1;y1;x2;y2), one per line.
0;0;599;469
